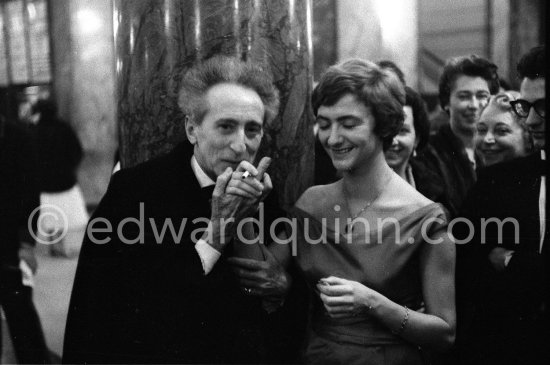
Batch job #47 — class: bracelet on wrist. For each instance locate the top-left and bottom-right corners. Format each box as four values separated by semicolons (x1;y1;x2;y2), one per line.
392;306;410;336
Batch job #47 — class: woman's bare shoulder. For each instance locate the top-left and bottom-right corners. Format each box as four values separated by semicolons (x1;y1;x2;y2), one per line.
387;174;434;211
295;181;340;213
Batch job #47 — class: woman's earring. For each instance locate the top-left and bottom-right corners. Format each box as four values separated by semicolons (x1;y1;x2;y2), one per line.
412;149;417;157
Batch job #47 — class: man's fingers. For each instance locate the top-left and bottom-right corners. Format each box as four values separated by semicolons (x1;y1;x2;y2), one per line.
228;174;263;194
258;243;277;262
224;188;258;199
255;157;272;180
328;312;355;319
227;256;266;270
236;278;261;288
235;161;258;176
234;269;265;282
262;173;273;194
213;167;233;196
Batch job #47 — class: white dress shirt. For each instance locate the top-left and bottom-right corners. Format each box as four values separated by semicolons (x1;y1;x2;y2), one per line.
465;147;476;170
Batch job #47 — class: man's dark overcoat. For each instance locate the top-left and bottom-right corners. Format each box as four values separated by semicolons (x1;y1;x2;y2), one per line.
63;142;294;364
456;152;549;364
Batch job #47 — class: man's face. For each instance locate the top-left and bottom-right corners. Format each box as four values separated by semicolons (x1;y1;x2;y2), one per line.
520;77;545;150
185;83;265;180
447;75;491;135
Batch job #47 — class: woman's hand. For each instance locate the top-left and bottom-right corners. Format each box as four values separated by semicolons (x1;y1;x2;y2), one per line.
316;276;378;318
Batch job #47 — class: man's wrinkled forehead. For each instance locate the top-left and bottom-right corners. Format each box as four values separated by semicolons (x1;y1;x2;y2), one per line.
204;83;265;118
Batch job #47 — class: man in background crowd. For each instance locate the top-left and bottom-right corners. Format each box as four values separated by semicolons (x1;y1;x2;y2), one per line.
418;55;500;216
456;45;547;365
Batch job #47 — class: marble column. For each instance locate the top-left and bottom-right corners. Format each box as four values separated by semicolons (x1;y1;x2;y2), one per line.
336;0;418;88
490;0;510;85
114;0;314;208
49;0;117;206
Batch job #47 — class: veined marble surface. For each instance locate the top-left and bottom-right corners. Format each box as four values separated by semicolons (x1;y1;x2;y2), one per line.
114;0;314;207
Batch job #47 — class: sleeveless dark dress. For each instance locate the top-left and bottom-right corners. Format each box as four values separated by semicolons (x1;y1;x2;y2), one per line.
290;203;450;365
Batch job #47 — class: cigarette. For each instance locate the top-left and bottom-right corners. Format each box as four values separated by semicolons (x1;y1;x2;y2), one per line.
241;171;251;179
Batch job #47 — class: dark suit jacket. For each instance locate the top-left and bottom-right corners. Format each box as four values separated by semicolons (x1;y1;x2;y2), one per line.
63;142;296;364
409;156;450;209
417;124;478;217
455;153;549;365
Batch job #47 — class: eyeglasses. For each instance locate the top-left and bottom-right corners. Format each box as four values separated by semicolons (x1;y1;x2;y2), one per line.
510;98;545;118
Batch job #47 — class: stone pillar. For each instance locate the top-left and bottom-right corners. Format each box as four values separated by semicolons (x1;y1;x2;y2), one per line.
49;0;117;206
490;0;510;85
336;0;419;88
113;0;314;208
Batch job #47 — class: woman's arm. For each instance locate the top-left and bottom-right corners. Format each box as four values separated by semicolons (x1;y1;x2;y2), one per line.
382;228;455;350
318;229;456;352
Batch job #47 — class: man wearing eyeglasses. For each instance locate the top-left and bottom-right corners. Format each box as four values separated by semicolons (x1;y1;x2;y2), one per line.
456;45;548;364
511;47;546;150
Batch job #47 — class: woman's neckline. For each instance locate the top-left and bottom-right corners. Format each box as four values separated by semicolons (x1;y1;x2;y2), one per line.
291;202;443;237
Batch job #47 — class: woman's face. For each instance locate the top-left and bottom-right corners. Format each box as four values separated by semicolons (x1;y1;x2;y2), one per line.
474;111;527;166
316;93;382;172
385;106;417;171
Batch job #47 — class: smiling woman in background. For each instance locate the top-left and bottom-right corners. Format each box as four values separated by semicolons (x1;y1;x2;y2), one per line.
384;87;429;182
474;91;532;166
385;87;449;209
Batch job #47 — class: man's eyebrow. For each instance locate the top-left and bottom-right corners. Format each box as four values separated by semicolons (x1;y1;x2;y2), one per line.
216;118;238;124
245;120;263;128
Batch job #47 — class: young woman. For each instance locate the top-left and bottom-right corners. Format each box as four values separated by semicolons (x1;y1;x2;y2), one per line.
228;59;456;365
289;59;455;364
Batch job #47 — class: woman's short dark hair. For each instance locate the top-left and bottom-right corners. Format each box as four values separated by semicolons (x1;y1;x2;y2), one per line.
377;60;406;86
405;87;430;152
178;55;280;125
312;58;406;150
438;55;500;110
